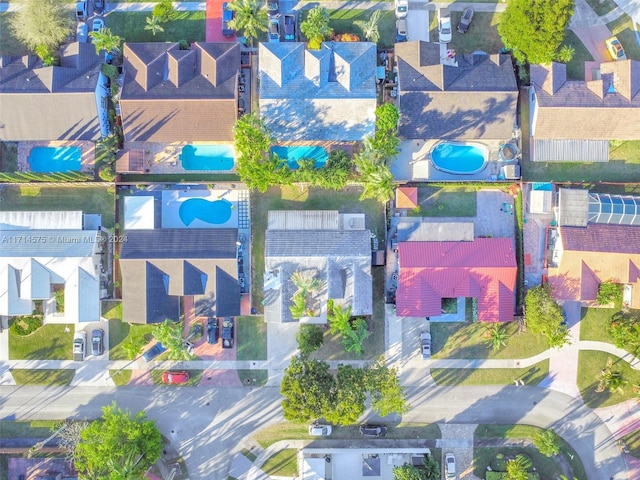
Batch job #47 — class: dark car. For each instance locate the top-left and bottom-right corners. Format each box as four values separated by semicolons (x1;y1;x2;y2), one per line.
207;318;219;344
91;329;104;356
94;0;104;13
222;319;234;349
456;7;474;34
222;2;235;37
142;342;166;362
359;424;387;437
267;0;279;17
284;14;296;41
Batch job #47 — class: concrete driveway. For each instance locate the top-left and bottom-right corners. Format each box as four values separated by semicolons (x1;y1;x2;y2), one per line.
405;5;430;42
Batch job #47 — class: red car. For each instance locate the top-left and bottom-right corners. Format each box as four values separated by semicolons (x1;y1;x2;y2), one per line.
162;371;190;385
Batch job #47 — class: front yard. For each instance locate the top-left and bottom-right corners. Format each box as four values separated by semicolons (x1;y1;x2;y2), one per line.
561;30;594;80
447;12;504;54
579;306;617;343
608;15;640;61
431;359;549;386
9;323;74;360
236;316;267;361
105;11;205;43
11;369;75;386
108;319;156;360
578;350;640;408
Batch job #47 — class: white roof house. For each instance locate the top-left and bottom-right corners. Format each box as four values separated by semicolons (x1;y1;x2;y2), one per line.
0;212;103;324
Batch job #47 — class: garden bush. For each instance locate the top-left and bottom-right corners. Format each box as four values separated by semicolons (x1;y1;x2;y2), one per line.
597;281;622;305
10;315;43;336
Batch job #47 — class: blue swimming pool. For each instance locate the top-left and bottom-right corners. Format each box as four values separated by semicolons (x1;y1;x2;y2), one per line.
179;198;233;226
430;141;488;175
28;146;82;173
181;145;235;171
271;146;328;169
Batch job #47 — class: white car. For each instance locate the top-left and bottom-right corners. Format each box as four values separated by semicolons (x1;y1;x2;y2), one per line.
309;423;332;436
395;0;408;18
445;453;456;479
92;18;105;33
420;331;431;359
438;8;452;44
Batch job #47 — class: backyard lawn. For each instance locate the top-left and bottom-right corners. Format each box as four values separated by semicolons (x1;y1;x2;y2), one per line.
236;316;267;361
431;321;549;360
608;15;640;61
11;369;75;386
105;11;205;43
579;307;617;343
578;350;640;408
447;12;504;54
9;324;74;360
561;30;594;80
431;359;549;386
0;185;115;228
521;154;640;182
409;186;477;217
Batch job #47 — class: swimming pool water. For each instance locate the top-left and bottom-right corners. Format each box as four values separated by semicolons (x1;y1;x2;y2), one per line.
271;146;328;169
181;145;235;171
430;142;487;175
28;147;82;173
179;198;233;226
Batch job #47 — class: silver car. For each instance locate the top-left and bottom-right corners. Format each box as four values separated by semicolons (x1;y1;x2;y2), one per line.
420;331;431;359
309;423;332;436
445;453;456;479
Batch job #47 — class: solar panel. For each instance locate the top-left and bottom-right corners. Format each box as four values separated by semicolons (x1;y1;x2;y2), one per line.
589;193;640;225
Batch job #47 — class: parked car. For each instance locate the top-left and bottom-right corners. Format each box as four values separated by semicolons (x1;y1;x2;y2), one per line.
142;342;166;362
207;318;219;344
92;18;105;33
94;0;104;14
284;14;296;41
221;318;234;349
394;0;408;18
445;453;456;479
222;2;235;37
396;18;407;42
420;331;431;359
76;22;88;43
162;371;190;385
269;19;280;42
308;423;332;436
183;340;195;355
75;1;87;19
73;331;87;361
267;0;279;17
456;7;474;34
91;329;104;356
438;8;452;44
359;424;387;437
605;36;626;61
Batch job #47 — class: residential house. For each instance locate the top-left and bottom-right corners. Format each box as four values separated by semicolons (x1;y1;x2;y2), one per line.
0;211;105;324
396;230;517;322
0;42;108;141
263;210;372;323
395;41;518;141
529;60;640;162
119;229;240;324
120;42;241;144
548;188;640;307
258;42;377;143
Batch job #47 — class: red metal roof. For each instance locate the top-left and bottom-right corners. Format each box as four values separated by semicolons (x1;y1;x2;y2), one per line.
396;239;517;321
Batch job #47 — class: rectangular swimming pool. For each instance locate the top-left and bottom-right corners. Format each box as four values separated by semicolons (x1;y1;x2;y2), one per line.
181;145;235;171
271;146;328;169
28;146;82;173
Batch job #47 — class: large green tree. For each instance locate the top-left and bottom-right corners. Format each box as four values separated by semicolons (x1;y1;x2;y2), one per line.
392;464;423;480
497;0;574;64
524;285;570;348
296;324;324;357
366;358;410;417
89;27;122;55
609;311;640;356
325;365;367;425
152;319;190;360
354;149;395;203
300;6;332;49
74;402;163;480
371;103;400;160
9;0;73;50
227;0;268;47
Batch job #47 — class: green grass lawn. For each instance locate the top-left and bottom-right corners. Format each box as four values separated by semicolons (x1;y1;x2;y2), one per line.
608;15;640;61
431;321;549;360
236;316;267;361
109;369;132;386
105;11;205;43
250;186;385;310
431;359;549;386
579;307;617;343
262;449;298;477
586;0;618;15
108;319;156;360
254;422;440;448
562;29;594;80
102;300;122;320
237;369;268;387
474;446;576;479
521;156;640;182
0;420;57;438
9;324;74;360
150;369;203;386
11;369;75;386
409;186;477;217
447;12;503;54
622;429;640;458
578;350;640;408
0;185;115;228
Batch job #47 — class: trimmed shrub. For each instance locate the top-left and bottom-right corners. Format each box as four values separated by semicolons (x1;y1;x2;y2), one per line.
10;315;43;335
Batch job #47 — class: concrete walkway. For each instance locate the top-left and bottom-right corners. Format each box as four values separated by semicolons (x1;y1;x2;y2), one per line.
569;0;615;63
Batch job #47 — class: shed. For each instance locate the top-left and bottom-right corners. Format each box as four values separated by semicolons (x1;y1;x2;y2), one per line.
529;190;552;214
396;187;418;209
124;196;155;230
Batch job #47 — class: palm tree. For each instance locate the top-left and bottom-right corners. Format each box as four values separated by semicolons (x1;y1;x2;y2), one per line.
354;10;382;43
342;317;369;355
291;271;323;299
355;151;394;203
486;324;509;352
289;293;306;319
89;27;122;55
505;454;532;480
227;0;268;47
596;357;628;394
144;15;165;36
327;299;352;335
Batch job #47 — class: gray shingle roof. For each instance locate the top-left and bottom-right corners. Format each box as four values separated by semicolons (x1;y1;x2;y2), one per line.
120;229;237;259
395;41;518;140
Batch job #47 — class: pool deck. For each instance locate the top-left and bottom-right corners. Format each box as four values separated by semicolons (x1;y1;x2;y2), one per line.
118;141;236;174
17;140;95;173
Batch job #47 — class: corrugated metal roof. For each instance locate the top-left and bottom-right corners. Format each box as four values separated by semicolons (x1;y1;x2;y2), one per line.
0;230;98;257
532;139;609;162
397;220;474;242
558;188;589;227
0;211;83;230
268;210;340;230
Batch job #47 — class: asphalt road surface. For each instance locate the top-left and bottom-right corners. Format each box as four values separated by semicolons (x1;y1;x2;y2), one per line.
0;384;627;480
